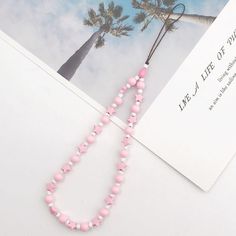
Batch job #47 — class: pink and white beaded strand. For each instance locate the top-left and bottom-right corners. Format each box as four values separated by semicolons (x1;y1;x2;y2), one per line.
45;65;148;232
44;3;185;232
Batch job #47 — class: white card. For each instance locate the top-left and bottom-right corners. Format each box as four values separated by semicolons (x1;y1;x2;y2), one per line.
135;0;236;191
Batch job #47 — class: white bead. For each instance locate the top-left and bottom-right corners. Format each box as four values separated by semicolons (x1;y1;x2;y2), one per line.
110;194;115;197
52;180;56;184
112;103;117;108
56;212;61;218
116;183;121;186
48;203;53;207
139;78;144;82
126;83;131;88
136;102;140;105
47;191;52;195
88;222;93;228
120;159;126;163
68;161;73;166
66;219;70;224
138;89;143;94
128;123;133;127
131;112;136;116
144;64;149;68
135;75;139;80
98;216;103;220
126;134;130;138
118;93;124;98
91;132;96;136
124;146;129;150
76;224;81;230
84;142;88;146
105;204;111;209
99;122;104;127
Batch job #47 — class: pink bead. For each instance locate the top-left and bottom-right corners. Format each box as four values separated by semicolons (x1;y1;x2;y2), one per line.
87;135;95;144
128;77;137;86
45;195;54;204
106;107;116;115
61;163;72;173
122;85;128;91
50;206;58;215
137;81;145;89
93;125;103;134
105;195;115;205
128;116;137;124
115;175;124;183
120;150;128;158
125;127;134;135
80;223;89;232
92;217;101;227
78;144;87;153
59;214;68;223
101;115;110;124
114;96;123;105
46;182;57;192
54;173;64;182
136;94;144;102
66;220;77;230
112;185;120;194
122;136;132;146
119;88;125;94
117;162;127;171
131;104;140;113
99;208;109;217
71;154;80;163
138;68;147;78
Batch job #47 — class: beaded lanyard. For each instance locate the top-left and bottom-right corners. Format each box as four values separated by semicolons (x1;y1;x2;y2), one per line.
44;3;185;232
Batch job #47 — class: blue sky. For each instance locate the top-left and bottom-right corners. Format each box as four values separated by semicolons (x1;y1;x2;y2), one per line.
59;0;229;34
111;0;228;15
84;0;229;16
0;0;230;119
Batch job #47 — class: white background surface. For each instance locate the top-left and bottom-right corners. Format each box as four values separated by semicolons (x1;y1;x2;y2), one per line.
0;18;236;236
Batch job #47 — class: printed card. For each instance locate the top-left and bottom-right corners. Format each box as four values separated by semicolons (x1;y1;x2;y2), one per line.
135;0;236;191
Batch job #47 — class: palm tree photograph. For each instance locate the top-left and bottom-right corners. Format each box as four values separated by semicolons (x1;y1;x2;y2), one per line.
0;0;229;120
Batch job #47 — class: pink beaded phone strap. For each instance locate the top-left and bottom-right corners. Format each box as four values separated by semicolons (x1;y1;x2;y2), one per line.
44;4;185;232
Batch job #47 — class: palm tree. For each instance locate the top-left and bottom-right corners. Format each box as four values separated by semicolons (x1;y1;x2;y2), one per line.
132;0;216;32
58;1;133;81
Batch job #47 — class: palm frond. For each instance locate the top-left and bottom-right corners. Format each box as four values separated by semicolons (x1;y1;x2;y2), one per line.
88;8;97;21
140;16;154;31
162;0;176;7
98;3;106;17
84;1;133;49
165;18;176;31
113;5;123;19
134;11;147;23
110;24;134;37
132;0;179;31
83;18;93;26
117;15;130;23
95;35;105;48
131;0;142;9
108;1;115;13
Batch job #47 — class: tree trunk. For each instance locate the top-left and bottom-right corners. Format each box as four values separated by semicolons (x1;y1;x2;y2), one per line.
58;28;103;81
161;12;216;25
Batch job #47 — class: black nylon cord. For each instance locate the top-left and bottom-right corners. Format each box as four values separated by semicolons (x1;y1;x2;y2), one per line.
145;3;186;65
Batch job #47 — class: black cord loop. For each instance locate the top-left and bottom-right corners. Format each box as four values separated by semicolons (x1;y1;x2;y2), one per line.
145;3;185;65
